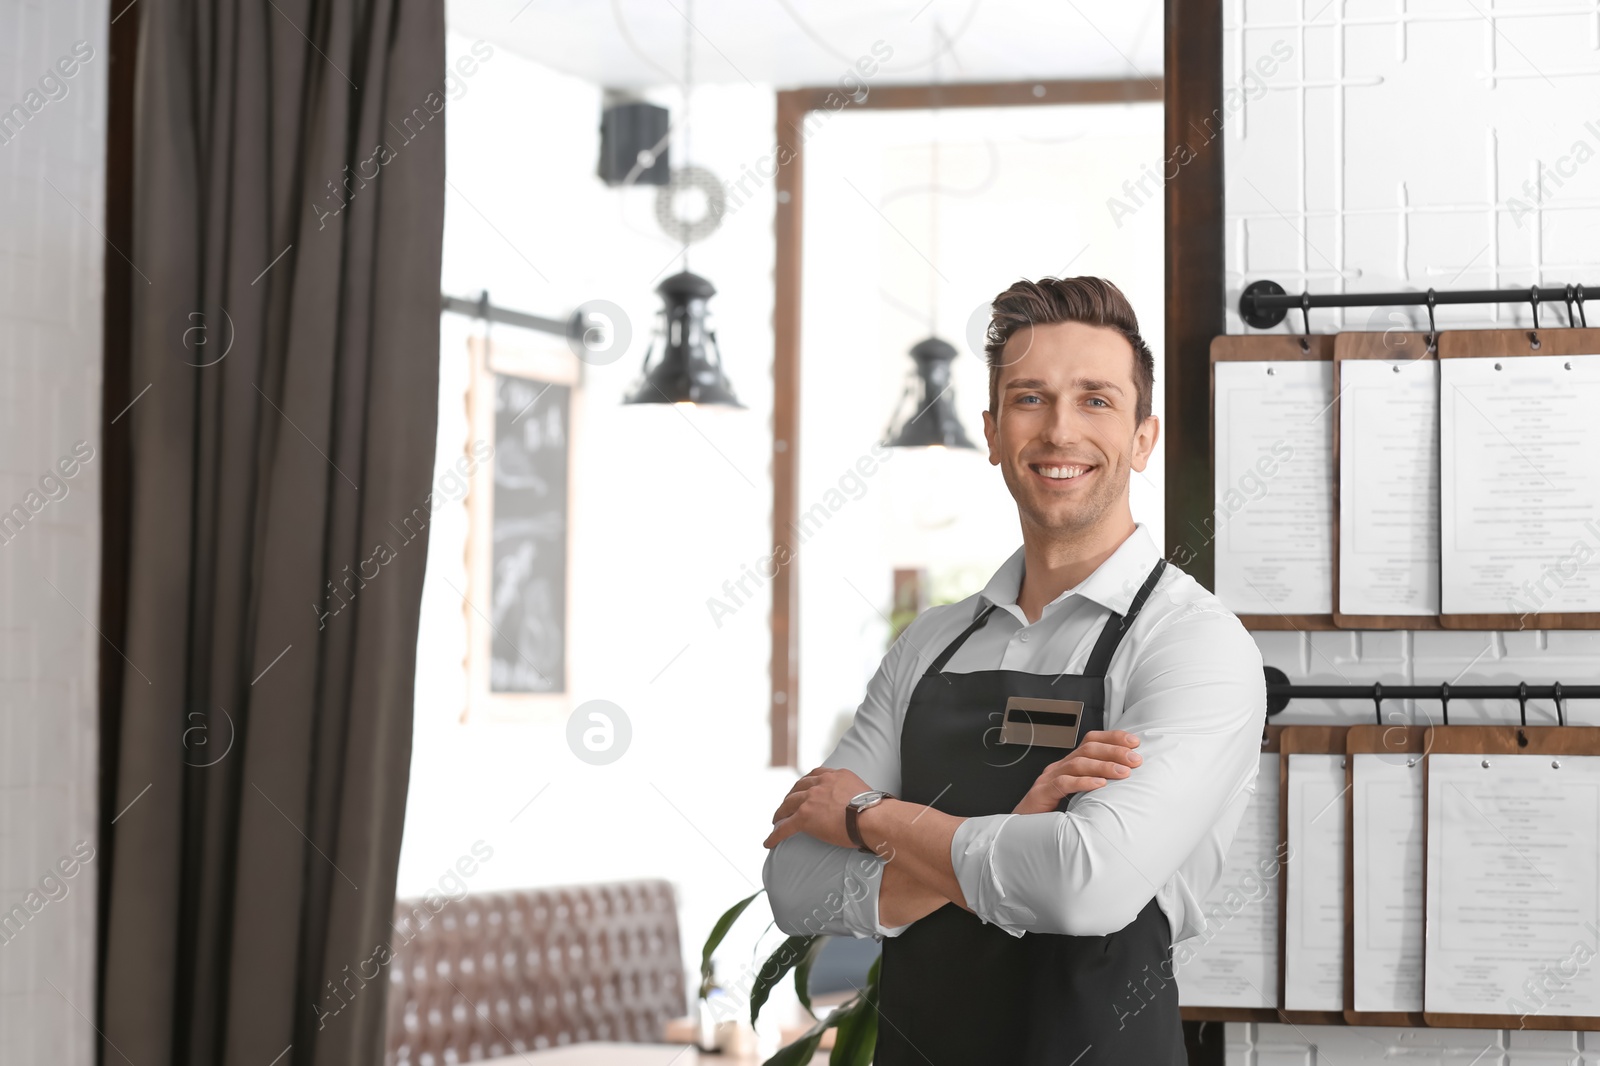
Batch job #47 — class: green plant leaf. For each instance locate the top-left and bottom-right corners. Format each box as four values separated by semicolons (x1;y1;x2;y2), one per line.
829;1003;877;1066
750;934;818;1026
829;955;881;1066
763;994;863;1066
792;935;830;1018
699;889;764;999
763;1026;828;1066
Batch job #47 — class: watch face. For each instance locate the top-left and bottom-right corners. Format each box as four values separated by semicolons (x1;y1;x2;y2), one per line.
849;790;880;808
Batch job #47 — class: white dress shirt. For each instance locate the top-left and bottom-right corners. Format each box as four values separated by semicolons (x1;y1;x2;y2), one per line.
762;523;1266;945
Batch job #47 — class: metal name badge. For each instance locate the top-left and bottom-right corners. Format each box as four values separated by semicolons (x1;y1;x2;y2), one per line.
998;696;1085;749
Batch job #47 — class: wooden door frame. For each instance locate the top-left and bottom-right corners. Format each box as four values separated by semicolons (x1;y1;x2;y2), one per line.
769;76;1166;768
1164;0;1226;597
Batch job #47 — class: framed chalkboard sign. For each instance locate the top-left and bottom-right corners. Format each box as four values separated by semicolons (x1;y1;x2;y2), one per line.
464;334;580;720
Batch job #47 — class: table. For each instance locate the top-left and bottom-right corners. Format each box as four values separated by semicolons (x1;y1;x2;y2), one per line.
477;1042;831;1065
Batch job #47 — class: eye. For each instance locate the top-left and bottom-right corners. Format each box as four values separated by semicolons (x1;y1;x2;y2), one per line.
1086;396;1110;408
1017;394;1042;405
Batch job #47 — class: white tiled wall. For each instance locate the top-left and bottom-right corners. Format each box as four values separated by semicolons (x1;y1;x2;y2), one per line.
1225;0;1600;336
0;1;108;1063
1229;1023;1600;1063
1223;1;1600;1059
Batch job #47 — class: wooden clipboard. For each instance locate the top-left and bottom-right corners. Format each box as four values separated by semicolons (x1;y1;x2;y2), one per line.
1210;335;1337;630
1342;724;1429;1027
1436;329;1600;630
1276;725;1350;1024
1420;725;1600;1031
1331;332;1443;630
1180;723;1287;1024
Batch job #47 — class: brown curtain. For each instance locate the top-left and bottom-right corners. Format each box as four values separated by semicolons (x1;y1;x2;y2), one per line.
99;2;444;1064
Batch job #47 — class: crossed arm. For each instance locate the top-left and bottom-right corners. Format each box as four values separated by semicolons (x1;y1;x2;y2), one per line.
763;733;1144;925
759;604;1265;939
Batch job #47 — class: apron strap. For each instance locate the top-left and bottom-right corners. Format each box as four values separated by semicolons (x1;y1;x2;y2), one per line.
1081;558;1168;679
928;602;999;674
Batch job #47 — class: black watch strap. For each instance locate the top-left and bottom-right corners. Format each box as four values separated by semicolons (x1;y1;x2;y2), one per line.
845;792;893;853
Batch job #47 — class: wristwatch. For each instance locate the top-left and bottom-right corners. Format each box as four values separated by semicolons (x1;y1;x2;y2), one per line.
845;789;894;854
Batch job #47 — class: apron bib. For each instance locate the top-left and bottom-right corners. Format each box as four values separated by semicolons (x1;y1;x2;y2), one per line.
874;559;1183;1066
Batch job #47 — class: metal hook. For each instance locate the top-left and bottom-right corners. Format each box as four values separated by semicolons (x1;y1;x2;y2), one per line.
1565;284;1577;328
475;289;495;346
1577;284;1589;328
1299;292;1312;353
1554;681;1566;727
1425;289;1438;353
1372;682;1384;726
1529;287;1543;348
1440;681;1451;727
1518;681;1528;728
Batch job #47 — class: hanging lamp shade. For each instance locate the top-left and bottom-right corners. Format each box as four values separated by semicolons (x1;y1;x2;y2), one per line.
623;270;744;407
884;336;976;448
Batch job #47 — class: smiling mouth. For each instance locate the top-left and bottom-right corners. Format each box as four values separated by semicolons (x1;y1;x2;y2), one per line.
1030;462;1095;483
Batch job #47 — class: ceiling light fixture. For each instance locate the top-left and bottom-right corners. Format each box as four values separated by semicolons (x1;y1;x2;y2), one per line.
882;23;975;449
623;0;742;408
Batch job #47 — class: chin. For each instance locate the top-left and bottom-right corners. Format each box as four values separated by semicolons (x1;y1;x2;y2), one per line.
1018;481;1120;535
1018;497;1097;534
1041;509;1103;536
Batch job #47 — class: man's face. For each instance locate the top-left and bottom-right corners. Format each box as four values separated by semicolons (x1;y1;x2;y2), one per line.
981;320;1158;538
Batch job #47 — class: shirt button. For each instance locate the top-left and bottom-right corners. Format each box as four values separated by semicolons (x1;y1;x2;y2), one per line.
1019;632;1030;642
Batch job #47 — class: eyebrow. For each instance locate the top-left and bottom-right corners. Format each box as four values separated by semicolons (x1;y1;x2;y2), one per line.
1004;377;1126;396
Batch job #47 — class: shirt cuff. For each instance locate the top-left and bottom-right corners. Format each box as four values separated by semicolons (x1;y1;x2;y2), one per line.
950;813;1033;937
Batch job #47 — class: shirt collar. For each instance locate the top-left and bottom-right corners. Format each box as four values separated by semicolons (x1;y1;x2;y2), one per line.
978;523;1162;618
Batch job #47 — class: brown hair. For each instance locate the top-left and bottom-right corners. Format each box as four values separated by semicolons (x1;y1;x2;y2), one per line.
983;276;1155;425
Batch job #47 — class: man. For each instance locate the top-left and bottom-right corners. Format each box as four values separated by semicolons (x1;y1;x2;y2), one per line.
762;276;1265;1065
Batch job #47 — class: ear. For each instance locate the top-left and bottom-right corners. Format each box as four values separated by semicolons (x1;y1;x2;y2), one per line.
982;408;1000;466
1130;414;1160;473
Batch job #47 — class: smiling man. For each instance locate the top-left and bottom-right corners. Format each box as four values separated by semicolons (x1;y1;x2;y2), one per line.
762;276;1266;1065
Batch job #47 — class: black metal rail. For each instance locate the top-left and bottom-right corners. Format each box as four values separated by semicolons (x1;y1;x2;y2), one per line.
1238;279;1593;332
1263;666;1600;727
441;290;573;336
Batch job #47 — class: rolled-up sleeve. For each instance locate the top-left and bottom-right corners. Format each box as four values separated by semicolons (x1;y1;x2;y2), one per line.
949;604;1266;938
763;625;917;939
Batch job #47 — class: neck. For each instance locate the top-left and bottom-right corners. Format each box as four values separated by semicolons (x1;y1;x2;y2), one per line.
1015;510;1137;624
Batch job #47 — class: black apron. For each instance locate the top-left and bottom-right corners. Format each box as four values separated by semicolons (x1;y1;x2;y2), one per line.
875;559;1183;1066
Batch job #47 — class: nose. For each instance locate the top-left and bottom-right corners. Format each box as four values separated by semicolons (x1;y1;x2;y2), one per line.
1039;400;1086;448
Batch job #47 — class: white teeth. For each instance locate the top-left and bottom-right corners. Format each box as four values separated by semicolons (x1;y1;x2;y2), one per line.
1038;465;1087;480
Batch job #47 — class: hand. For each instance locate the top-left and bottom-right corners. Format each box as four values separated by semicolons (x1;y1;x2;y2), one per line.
762;766;872;850
1012;730;1142;815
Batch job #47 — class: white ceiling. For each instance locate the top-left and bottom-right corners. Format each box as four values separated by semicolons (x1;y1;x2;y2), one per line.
447;0;1162;89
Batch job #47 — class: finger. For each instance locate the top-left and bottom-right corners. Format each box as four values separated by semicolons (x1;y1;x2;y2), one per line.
1040;743;1139;776
764;817;802;849
772;783;816;821
771;792;807;823
1072;741;1143;767
784;773;825;797
1061;757;1135;779
1080;729;1140;750
1048;775;1107;798
785;768;824;791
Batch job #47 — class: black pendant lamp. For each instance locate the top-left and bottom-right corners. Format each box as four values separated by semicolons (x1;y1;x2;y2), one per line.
622;0;741;409
883;336;975;448
624;270;743;407
882;31;972;449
